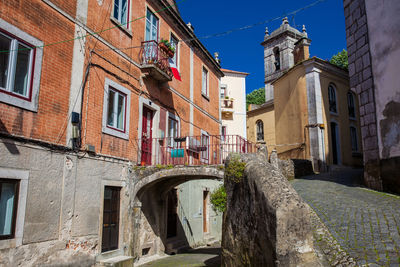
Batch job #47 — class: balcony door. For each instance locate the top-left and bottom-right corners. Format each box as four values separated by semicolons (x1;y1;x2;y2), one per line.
141;106;153;165
145;9;158;41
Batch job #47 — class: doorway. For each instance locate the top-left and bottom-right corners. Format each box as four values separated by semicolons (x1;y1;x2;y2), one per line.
330;122;340;164
203;190;209;233
102;186;120;252
166;189;178;238
141;106;153;165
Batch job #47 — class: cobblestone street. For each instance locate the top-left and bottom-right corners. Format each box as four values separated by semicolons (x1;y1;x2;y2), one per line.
292;169;400;266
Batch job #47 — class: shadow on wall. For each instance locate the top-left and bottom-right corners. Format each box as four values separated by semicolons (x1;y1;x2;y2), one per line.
0;119;20;155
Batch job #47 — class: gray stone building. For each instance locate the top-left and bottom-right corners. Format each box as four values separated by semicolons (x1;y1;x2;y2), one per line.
343;0;400;193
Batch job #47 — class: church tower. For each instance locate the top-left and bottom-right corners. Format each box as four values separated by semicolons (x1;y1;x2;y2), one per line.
261;17;311;101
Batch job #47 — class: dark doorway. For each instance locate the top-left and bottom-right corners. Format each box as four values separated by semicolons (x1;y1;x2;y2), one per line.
167;189;178;238
141;106;153;165
102;186;121;252
330;122;339;164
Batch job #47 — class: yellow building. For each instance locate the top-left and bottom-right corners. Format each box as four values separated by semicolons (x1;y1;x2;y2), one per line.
247;19;363;171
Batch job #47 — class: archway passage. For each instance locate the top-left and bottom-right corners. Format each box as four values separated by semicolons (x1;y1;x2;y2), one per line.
133;166;224;259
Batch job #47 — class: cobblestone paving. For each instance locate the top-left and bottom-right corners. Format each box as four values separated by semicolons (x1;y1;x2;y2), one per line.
292;169;400;266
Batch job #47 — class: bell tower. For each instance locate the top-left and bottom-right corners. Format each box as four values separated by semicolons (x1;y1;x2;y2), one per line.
261;17;311;101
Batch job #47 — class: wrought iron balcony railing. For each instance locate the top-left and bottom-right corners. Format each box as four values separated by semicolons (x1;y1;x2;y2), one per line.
139;40;173;82
134;135;256;166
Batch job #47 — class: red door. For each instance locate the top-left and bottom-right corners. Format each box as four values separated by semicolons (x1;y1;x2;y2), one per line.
141;107;153;165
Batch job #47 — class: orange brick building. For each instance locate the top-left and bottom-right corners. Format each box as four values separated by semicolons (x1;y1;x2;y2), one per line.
0;0;223;265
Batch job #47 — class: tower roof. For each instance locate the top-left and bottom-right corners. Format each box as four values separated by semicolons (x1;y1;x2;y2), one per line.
261;17;308;46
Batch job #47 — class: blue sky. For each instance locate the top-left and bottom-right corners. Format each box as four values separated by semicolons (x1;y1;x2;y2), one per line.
178;0;347;94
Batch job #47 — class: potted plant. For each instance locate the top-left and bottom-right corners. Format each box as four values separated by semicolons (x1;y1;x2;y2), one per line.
159;38;175;58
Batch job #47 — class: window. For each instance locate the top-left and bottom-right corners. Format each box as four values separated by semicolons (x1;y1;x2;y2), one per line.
169;34;178;68
113;0;130;27
145;9;158;41
102;78;131;139
0;179;19;240
202;67;208;97
221;126;226;142
273;47;280;71
168;116;179;147
220;85;226;99
256;120;264;141
347;92;355;118
350;126;358;152
0;21;43;112
201;132;209;162
0;31;34;100
328;84;337;113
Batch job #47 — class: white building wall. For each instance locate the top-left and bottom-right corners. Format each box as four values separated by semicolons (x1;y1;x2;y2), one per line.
221;72;247;139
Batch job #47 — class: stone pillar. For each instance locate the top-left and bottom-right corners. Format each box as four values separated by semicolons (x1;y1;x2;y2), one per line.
270;149;278;169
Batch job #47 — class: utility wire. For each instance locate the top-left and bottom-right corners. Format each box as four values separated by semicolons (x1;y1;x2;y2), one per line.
0;0;187;53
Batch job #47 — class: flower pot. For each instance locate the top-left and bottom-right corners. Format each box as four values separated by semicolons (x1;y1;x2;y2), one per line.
167;49;175;58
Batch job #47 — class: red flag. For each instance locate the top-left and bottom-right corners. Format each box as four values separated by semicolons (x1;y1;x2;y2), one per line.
171;67;181;81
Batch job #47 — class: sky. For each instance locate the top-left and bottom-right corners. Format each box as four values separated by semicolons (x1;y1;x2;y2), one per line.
177;0;347;94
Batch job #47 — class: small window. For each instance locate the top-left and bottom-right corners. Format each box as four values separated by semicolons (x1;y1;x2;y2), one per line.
201;132;209;162
350;126;358;152
0;179;19;240
102;78;131;139
113;0;130;27
169;34;178;68
202;67;208;97
220;85;226;99
273;47;280;71
168;116;179;147
328;84;337;113
347;92;355;118
107;88;126;131
256;120;264;141
0;31;34;100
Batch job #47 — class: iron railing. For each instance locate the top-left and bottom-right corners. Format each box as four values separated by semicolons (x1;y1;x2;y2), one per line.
134;135;256;166
221;99;234;109
139;40;173;78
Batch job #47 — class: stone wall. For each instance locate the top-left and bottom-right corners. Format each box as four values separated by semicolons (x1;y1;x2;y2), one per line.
221;153;320;266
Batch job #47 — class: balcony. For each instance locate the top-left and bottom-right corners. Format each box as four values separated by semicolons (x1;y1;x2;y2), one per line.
139;40;173;82
221;98;234;114
134;135;256;166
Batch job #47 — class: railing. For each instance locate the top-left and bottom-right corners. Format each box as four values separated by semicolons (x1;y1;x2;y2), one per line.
221;99;234;110
139;40;173;78
134;135;256;166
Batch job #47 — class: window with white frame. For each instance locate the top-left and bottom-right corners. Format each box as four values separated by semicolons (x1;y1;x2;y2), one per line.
202;67;208;97
328;84;337;113
201;132;209;162
0;31;34;100
350;126;358;152
220;84;226;99
169;34;178;68
168;116;179;147
0;179;19;240
347;91;355;118
113;0;130;27
102;78;131;139
145;9;158;41
0;21;43;112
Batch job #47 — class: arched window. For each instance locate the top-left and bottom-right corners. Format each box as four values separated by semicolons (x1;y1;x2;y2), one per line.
256;120;264;141
328;84;337;113
273;47;280;71
350;126;358;152
347;91;355;118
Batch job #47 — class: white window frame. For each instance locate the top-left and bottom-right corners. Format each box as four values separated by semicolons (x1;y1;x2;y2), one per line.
0;168;29;250
200;130;209;163
102;78;131;140
145;8;159;42
202;67;209;98
112;0;130;28
220;84;227;99
166;112;180;148
0;19;43;112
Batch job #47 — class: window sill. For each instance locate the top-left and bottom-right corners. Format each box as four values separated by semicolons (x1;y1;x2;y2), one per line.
110;17;133;37
102;127;129;140
202;94;210;101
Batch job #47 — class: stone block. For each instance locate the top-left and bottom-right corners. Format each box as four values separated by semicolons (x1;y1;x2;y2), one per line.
365;102;375;114
349;0;359;14
369;88;375;102
343;0;351;9
348;53;356;64
360;91;369;105
362;78;373;91
364;113;376;125
362;53;370;67
369;124;377;136
355;24;368;40
222;153;320;267
360;105;365;116
363;68;372;80
358;15;367;27
353;6;361;20
356;43;369;59
364;136;378;150
348;63;355;76
348;43;357;56
345;15;353;28
356;36;365;49
355;57;363;73
361;125;369;139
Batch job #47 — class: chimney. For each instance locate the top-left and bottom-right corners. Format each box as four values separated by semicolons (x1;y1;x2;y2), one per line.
187;22;194;31
214;52;221;64
293;25;311;64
